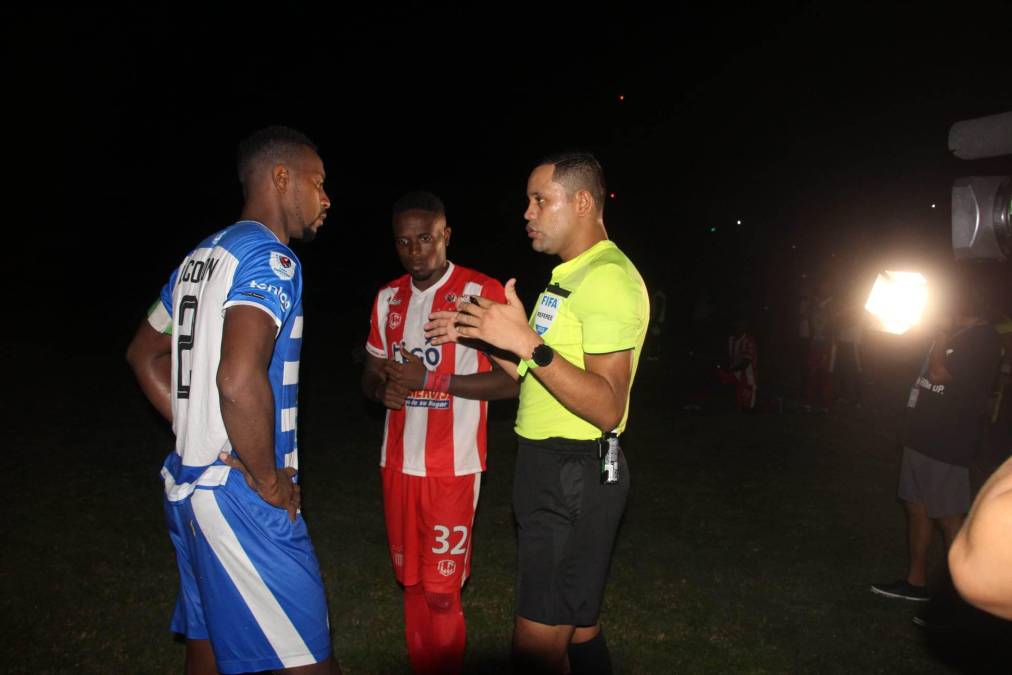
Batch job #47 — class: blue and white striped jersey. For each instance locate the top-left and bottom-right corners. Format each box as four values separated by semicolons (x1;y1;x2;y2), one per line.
148;221;303;502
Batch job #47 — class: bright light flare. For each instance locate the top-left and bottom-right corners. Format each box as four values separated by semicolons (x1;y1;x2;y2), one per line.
864;271;928;335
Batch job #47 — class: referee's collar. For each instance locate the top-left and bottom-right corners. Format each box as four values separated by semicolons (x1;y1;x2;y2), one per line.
552;240;615;278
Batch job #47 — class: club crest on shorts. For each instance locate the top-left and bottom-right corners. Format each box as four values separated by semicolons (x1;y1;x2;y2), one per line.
437;559;456;577
269;251;296;280
389;312;403;329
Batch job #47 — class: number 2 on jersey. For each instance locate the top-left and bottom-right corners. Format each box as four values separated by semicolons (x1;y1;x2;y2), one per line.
432;525;468;555
177;295;198;399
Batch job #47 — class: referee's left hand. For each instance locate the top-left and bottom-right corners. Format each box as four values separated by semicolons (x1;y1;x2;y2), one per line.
453;279;541;359
424;311;462;345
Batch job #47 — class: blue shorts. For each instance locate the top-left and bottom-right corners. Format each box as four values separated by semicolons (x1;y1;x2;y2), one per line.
164;470;332;673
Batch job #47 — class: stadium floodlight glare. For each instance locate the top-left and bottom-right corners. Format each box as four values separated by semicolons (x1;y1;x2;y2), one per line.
864;271;928;335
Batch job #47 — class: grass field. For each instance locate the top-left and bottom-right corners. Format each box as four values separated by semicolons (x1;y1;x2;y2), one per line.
4;332;1012;673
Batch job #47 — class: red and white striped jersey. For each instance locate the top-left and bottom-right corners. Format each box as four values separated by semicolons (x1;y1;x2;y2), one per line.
366;262;506;477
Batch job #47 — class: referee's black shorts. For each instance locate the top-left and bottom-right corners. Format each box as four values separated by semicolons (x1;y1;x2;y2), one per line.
513;435;630;626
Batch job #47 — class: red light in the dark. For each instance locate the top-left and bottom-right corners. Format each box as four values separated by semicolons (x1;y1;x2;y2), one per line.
610;192;616;199
618;94;625;102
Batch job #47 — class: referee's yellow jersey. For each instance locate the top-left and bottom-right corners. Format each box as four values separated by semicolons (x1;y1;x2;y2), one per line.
515;240;650;440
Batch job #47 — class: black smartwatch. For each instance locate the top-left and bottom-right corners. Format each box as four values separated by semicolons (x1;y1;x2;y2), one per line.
530;343;554;368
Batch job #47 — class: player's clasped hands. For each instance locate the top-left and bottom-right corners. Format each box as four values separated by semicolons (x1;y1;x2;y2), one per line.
425;278;531;356
219;453;301;522
385;345;426;390
381;347;424;410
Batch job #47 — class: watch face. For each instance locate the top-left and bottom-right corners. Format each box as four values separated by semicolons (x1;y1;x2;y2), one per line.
532;344;554;367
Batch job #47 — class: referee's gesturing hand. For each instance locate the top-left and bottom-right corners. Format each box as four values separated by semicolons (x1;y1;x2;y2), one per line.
433;279;542;360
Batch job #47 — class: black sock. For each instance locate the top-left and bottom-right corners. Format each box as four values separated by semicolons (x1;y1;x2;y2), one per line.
568;630;612;675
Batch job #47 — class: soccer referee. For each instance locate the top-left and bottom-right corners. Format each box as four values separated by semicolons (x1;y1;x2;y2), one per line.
426;152;649;674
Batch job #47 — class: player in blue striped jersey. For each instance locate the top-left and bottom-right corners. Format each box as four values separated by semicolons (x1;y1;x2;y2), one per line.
127;126;340;674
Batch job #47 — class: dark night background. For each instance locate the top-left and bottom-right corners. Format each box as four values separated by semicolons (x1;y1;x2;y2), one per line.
7;2;1011;359
4;3;1012;671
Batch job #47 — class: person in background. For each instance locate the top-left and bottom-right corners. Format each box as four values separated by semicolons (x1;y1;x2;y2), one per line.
718;318;758;411
871;282;1001;626
804;280;835;412
834;305;866;407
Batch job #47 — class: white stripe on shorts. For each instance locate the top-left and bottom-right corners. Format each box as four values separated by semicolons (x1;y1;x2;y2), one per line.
190;490;316;668
281;407;298;432
462;472;481;588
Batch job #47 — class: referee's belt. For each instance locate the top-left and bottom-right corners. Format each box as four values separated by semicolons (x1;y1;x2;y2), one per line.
520;433;619;455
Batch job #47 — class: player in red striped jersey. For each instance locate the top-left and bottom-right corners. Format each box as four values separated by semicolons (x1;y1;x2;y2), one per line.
360;191;518;674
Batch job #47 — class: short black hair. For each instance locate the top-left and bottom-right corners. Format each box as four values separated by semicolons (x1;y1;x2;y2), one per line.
539;151;606;211
236;125;318;187
392;190;445;218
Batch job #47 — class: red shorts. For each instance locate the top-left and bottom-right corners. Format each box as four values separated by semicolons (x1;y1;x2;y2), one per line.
381;467;480;593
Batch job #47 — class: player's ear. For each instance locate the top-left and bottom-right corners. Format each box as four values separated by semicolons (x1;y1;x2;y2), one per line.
443;226;451;247
272;164;289;194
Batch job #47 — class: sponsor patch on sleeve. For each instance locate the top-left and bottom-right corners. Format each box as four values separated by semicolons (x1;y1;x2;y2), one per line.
270;251;296;280
247;280;292;312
